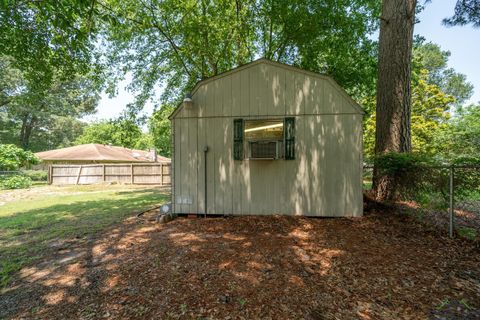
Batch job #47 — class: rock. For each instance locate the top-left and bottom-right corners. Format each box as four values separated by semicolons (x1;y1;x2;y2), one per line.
157;213;176;224
218;295;231;304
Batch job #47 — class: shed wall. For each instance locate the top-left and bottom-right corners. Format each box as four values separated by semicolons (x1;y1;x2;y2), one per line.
172;61;363;217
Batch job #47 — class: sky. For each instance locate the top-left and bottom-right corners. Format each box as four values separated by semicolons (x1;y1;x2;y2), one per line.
415;0;480;104
88;0;480;122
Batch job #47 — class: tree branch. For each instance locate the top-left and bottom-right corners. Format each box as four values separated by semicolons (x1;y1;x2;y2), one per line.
139;0;192;78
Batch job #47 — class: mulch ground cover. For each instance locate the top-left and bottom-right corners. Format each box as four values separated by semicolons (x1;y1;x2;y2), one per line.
1;201;479;319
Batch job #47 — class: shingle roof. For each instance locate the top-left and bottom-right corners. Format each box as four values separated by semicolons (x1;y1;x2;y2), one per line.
35;144;170;163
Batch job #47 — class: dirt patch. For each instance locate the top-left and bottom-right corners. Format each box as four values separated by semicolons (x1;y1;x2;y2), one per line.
1;210;479;319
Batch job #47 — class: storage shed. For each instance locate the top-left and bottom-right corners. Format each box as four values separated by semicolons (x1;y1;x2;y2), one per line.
170;59;363;217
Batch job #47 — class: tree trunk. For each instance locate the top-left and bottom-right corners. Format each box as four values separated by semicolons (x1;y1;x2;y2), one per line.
19;113;36;149
373;0;417;201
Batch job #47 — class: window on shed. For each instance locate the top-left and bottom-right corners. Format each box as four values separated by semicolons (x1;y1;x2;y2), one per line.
232;118;295;160
245;119;284;159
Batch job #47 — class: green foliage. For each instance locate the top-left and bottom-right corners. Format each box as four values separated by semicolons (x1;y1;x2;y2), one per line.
374;152;434;176
28;117;87;152
255;0;380;98
0;144;38;170
22;170;48;182
75;118;150;150
363;68;453;159
0;56;100;149
410;70;454;155
457;227;477;241
75;121;118;145
0;175;32;190
434;104;480;160
374;152;450;205
443;0;480;27
364;40;475;161
0;1;103;88
134;133;155;151
102;0;380;104
148;105;175;157
0;185;169;287
413;41;473;105
374;152;480;207
75;121;138;148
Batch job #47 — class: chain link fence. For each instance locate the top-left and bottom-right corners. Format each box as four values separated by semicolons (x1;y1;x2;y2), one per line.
0;170;48;187
363;165;480;240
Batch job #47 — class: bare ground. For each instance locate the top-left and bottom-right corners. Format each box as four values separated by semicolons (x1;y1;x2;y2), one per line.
1;207;479;319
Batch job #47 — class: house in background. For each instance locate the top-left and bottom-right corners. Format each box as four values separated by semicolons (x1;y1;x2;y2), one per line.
35;144;170;169
170;58;363;217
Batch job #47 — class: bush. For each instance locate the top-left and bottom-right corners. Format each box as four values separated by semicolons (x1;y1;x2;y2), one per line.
0;144;39;170
374;152;480;207
0;175;32;189
374;152;447;205
22;170;48;181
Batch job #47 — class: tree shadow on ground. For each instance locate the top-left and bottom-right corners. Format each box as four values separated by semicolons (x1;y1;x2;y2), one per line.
1;206;479;319
0;188;169;294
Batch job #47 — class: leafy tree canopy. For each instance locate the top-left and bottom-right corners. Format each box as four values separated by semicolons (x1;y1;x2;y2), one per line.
75;116;151;150
0;0;104;88
148;104;175;157
444;0;480;27
101;0;380;105
413;39;473;105
364;68;454;159
0;56;101;150
434;104;480;160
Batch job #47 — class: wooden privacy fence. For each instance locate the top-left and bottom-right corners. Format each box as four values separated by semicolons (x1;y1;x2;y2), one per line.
49;163;171;185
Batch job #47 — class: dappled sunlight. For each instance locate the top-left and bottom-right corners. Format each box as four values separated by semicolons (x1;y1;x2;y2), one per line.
20;265;59;283
168;232;206;244
101;275;120;293
2;214;479;319
221;233;246;241
246;260;273;270
288;275;305;286
43;289;67;305
230;270;261;286
218;261;233;269
288;228;312;240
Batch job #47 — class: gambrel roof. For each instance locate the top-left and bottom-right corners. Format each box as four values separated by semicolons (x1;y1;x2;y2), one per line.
170;58;363;119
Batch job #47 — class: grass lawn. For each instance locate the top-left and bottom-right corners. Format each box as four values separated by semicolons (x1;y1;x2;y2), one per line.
0;184;169;287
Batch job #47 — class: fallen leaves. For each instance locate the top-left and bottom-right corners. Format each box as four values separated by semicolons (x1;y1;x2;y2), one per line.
1;211;479;319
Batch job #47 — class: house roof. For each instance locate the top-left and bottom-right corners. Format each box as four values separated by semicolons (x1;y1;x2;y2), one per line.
169;58;363;120
35;144;170;163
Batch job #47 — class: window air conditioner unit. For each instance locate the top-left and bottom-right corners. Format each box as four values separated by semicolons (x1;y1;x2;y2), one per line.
249;141;283;159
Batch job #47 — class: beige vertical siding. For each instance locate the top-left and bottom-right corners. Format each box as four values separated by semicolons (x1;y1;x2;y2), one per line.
172;60;363;217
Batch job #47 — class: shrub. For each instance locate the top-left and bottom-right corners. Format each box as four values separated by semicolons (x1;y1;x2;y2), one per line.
22;170;48;181
0;144;39;170
373;153;447;206
0;175;32;189
374;152;480;207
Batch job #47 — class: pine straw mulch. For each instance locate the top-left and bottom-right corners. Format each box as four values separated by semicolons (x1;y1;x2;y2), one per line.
1;203;480;319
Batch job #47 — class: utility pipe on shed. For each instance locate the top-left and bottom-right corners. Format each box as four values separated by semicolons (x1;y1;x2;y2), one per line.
204;145;209;218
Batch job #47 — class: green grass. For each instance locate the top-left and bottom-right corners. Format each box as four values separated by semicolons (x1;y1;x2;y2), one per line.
0;185;169;287
457;227;477;241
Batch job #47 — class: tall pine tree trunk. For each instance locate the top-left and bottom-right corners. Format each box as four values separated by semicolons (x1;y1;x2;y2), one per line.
373;0;417;201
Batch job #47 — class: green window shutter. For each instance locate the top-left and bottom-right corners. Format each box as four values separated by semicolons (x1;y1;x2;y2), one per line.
284;117;295;160
233;119;244;160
